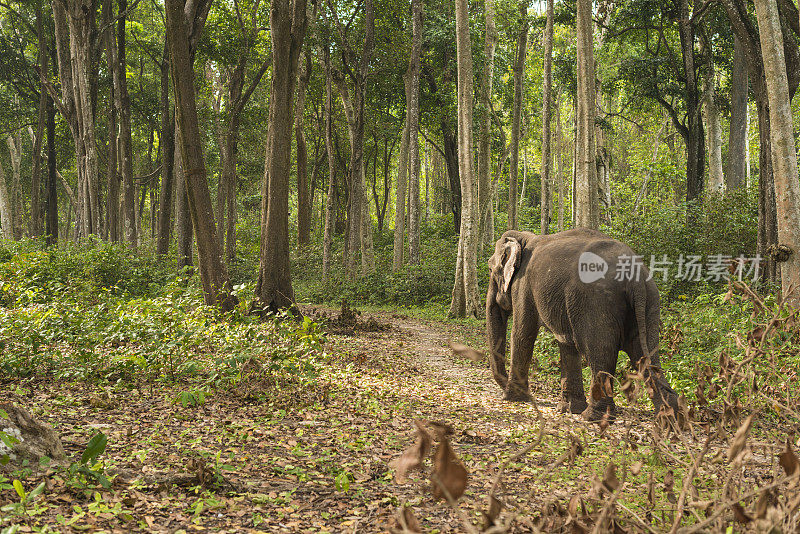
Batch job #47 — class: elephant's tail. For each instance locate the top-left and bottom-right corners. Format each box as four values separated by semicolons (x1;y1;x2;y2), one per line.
632;283;653;363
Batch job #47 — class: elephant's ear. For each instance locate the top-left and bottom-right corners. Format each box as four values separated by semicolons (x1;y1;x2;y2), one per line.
502;238;521;293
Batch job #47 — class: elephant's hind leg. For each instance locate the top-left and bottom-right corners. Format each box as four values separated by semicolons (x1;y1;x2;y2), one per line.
557;343;587;414
578;341;620;423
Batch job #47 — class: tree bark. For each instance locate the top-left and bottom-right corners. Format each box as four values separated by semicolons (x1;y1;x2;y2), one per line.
555;93;564;231
165;0;236;310
157;45;175;255
296;52;312;247
575;0;598;228
6;135;23;240
253;0;307;313
30;5;48;238
755;0;800;303
322;37;336;282
703;37;724;194
449;0;480;318
477;0;497;243
115;0;137;248
540;0;552;234
45;95;58;246
678;0;705;204
408;0;423;264
727;34;748;190
442;120;460;233
0;158;11;240
175;127;193;269
393;74;412;271
103;0;120;242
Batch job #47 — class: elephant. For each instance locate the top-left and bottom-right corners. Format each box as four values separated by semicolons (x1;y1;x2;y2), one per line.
486;228;679;422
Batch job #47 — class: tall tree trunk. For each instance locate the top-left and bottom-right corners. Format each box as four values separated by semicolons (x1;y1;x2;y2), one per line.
477;0;497;244
322;39;336;282
165;0;236;310
556;93;564;231
0;158;11;240
30;5;48;238
727;34;749;190
64;0;100;237
407;0;423;264
449;0;479;318
540;0;553;234
507;1;527;231
46;95;58;246
703;39;724;194
296;52;312;247
575;0;597;228
157;47;175;255
103;0;120;242
393;75;412;271
442;122;461;234
755;0;800;303
678;1;704;204
254;0;307;313
6;135;23;240
175;129;193;269
115;0;136;247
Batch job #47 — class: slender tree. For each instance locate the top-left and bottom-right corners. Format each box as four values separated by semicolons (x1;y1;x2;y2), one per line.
574;0;597;228
449;0;480;318
540;0;552;234
392;74;411;271
727;35;748;190
477;0;497;243
407;0;423;264
507;0;527;231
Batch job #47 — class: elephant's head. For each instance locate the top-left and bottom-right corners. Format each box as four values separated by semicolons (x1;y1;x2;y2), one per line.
485;232;527;390
488;235;522;311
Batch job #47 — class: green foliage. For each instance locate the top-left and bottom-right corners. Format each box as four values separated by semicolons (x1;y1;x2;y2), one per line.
0;243;324;404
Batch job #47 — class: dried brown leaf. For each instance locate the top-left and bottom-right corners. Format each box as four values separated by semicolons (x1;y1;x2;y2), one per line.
779;439;799;477
431;436;468;501
390;420;432;483
449;341;486;362
568;494;580;517
482;495;503;530
602;462;620;493
731;502;752;524
630;461;643;476
727;413;755;462
394;506;422;533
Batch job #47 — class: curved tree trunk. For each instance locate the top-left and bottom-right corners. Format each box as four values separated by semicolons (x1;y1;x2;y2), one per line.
166;0;236;310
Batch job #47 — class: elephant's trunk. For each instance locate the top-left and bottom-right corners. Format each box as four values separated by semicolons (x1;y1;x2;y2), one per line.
487;285;510;389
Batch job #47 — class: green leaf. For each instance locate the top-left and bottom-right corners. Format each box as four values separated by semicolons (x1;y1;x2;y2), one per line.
81;432;107;465
12;479;25;500
28;481;45;499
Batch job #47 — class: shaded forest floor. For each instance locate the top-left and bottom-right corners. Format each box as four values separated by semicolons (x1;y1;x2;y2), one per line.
1;303;797;533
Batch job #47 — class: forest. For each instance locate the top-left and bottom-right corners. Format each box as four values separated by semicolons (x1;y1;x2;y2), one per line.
2;0;800;529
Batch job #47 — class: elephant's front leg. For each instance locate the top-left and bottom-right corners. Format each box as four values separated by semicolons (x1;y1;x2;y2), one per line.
557;343;587;414
504;303;538;402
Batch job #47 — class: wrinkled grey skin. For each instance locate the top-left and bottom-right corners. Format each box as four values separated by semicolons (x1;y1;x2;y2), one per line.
486;228;679;421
